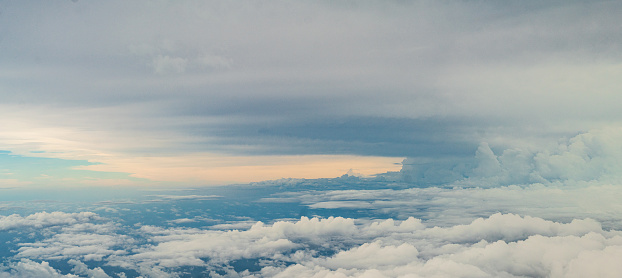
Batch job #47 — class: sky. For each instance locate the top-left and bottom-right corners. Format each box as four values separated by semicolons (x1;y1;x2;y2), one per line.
2;0;621;186
2;1;622;277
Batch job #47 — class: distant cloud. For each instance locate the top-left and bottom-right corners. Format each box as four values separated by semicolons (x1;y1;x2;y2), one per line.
0;259;74;278
16;222;132;262
167;218;196;224
197;54;232;69
2;1;622;184
1;176;621;278
400;127;622;187
67;259;111;278
271;183;622;229
6;211;619;277
151;55;188;74
147;195;222;201
0;212;99;231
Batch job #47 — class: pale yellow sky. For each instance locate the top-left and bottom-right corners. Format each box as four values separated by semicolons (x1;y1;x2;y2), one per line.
0;109;403;186
79;154;404;185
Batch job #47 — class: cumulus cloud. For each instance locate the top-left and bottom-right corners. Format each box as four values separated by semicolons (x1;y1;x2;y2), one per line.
399;127;622;187
255;214;622;278
2;1;622;185
114;214;622;277
17;231;132;261
167;218;196;224
265;182;622;230
67;259;111;278
2;209;622;277
0;259;77;278
0;212;100;231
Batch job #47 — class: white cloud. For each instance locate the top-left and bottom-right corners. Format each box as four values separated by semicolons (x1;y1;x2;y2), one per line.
3;210;622;277
167;218;196;224
322;241;419;269
147;194;222;201
113;214;622;277
257;214;622;278
68;259;111;278
4;214;133;263
16;228;132;261
2;1;622;186
197;54;232;69
399;127;622;187
0;259;77;278
0;212;100;231
308;201;373;209
151;55;188;75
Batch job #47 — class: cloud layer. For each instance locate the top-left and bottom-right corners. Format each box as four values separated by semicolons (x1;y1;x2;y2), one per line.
399;127;622;186
2;0;622;184
1;211;621;277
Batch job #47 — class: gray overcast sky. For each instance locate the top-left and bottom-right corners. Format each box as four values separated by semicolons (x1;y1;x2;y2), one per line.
1;0;622;185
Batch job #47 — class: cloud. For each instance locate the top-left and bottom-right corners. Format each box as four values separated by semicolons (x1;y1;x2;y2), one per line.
120;216;357;269
321;241;420;269
16;222;133;261
67;259;111;278
398;127;622;187
0;259;77;278
308;201;374;209
112;213;621;277
167;218;196;224
257;214;622;278
0;212;100;231
269;182;622;230
2;1;622;184
197;54;232;69
151;55;188;75
147;195;222;201
2;202;621;277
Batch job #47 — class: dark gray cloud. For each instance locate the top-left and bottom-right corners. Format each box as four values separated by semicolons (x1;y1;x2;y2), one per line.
198;116;479;157
1;0;622;166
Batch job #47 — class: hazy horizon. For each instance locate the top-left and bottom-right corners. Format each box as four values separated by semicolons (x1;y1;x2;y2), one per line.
2;1;622;277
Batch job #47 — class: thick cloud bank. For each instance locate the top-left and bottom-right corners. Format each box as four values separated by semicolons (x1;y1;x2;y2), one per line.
1;211;621;277
400;127;622;186
1;129;621;277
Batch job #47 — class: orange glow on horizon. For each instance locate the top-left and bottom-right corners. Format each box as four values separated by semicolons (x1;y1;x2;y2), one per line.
78;154;404;185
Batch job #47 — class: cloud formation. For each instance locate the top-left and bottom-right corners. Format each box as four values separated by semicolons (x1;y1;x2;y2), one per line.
1;0;622;184
400;127;622;186
0;212;100;231
3;211;621;277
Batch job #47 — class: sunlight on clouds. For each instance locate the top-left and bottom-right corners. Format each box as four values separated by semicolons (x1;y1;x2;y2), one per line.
80;154;403;185
1;1;622;276
5;211;622;277
0;104;402;185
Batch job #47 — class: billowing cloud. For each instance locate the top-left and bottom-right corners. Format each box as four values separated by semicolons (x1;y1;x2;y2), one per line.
67;259;111;278
0;259;76;278
4;211;621;277
1;1;621;184
1;1;621;277
400;127;622;187
0;212;100;231
275;183;622;229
